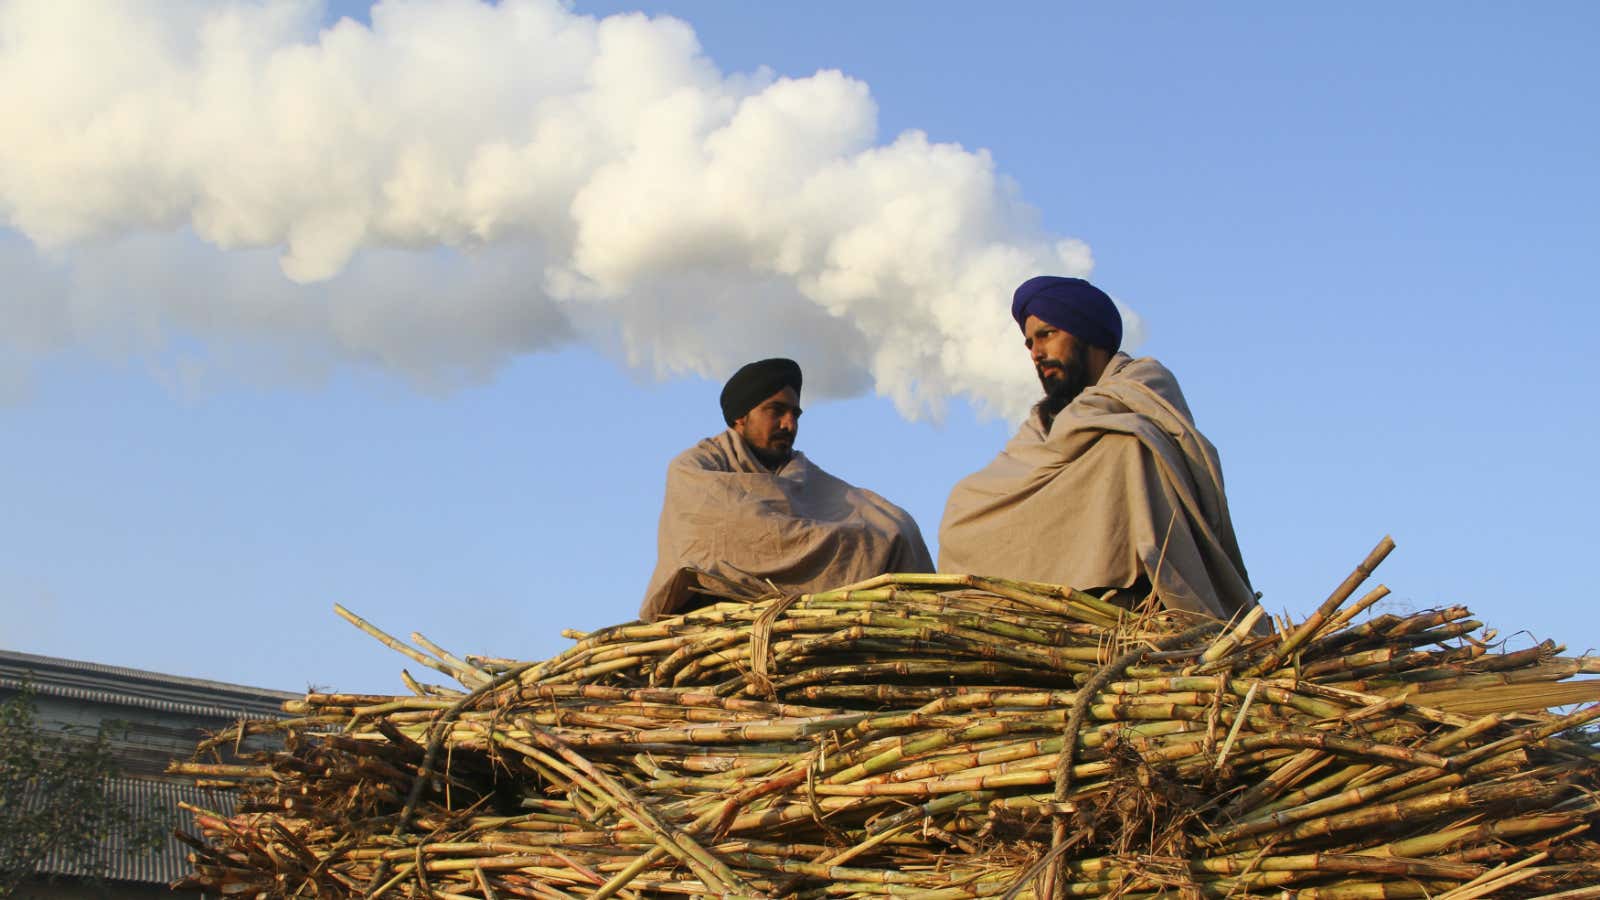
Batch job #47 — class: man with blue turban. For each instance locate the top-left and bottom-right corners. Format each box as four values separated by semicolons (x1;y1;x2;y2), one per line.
641;358;933;621
939;277;1258;622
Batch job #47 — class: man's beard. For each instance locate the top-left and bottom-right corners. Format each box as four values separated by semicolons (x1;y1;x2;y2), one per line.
749;433;794;469
1033;351;1090;433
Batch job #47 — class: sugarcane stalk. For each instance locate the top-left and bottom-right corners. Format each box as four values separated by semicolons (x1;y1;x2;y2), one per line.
1243;535;1395;677
172;565;1600;900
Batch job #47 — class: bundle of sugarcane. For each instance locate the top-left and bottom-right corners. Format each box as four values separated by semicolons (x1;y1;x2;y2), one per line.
171;539;1600;899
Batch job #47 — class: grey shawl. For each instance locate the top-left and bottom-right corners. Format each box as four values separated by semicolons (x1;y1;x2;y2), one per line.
640;430;933;621
939;354;1256;621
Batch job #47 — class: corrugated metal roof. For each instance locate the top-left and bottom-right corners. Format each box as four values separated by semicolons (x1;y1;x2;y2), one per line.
0;648;297;721
27;776;239;885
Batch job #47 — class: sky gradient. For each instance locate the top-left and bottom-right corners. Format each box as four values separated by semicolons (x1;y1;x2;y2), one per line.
3;1;1596;693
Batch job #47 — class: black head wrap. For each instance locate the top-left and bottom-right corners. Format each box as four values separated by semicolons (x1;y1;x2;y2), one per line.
720;358;802;426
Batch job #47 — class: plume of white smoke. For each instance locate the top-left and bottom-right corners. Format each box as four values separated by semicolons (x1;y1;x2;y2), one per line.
0;0;1136;418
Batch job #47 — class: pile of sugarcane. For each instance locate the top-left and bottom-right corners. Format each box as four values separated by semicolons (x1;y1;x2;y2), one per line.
172;539;1600;898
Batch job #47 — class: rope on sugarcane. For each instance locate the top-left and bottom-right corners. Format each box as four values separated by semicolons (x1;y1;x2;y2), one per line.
1041;619;1224;899
999;841;1078;900
748;593;803;698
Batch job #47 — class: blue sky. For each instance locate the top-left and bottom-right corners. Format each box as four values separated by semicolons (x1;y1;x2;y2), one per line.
3;2;1596;693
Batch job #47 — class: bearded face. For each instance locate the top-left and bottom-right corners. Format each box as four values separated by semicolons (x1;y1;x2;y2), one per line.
733;386;802;469
1021;314;1103;433
1033;343;1092;431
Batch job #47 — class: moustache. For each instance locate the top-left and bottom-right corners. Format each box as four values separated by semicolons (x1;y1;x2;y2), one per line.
1036;359;1071;385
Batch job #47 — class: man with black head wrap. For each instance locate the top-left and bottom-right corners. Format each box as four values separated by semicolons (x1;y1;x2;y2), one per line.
717;357;805;470
640;358;933;621
939;277;1258;622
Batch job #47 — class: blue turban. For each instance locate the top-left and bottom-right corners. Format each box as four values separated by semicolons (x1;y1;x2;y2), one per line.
1010;276;1122;353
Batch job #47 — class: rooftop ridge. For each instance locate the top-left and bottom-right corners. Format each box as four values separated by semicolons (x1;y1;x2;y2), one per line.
0;647;301;719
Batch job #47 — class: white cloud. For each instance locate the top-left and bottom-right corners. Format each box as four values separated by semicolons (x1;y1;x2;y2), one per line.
0;0;1113;418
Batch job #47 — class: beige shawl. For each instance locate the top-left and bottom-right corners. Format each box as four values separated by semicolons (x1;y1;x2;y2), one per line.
640;430;934;621
939;354;1256;621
